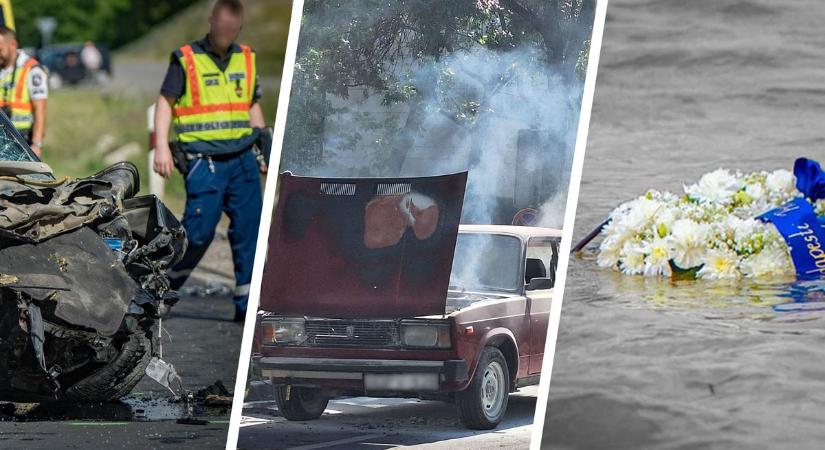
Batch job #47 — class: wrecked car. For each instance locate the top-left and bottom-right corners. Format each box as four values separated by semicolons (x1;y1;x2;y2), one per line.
252;172;560;429
0;113;185;401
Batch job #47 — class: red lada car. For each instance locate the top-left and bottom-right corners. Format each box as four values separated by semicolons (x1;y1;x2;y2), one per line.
251;172;560;429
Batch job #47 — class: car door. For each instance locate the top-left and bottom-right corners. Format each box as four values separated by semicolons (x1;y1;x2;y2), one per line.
526;236;559;374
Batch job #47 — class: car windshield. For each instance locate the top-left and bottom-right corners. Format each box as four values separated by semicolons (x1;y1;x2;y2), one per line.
0;118;36;162
449;233;522;293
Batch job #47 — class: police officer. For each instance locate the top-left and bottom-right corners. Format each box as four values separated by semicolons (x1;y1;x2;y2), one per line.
0;25;47;156
153;0;266;321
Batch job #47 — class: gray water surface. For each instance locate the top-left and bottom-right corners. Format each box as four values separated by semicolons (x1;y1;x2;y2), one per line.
543;0;825;449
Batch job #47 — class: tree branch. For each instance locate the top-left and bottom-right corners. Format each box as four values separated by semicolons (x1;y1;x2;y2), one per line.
499;0;565;64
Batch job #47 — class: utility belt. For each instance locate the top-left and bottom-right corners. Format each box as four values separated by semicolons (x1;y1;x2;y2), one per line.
170;143;253;176
170;128;272;176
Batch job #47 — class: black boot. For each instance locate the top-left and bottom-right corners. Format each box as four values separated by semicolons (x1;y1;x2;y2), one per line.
234;305;246;323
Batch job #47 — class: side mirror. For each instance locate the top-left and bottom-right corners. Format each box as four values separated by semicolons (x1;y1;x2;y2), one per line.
526;277;553;291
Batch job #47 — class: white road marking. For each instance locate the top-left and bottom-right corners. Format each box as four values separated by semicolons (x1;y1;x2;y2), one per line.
239;416;285;427
392;424;534;449
333;397;423;409
285;433;384;450
244;400;279;407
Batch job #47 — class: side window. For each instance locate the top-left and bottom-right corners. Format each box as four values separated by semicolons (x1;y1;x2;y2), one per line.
0;120;35;162
525;237;560;288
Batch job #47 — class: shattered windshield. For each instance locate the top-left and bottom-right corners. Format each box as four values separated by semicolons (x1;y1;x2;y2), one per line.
449;233;522;293
0;119;35;162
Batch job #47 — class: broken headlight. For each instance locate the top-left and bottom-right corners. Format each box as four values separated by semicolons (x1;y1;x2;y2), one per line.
400;320;451;349
261;317;306;346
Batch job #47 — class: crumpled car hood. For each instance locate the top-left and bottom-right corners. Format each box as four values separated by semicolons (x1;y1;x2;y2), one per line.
0;162;137;243
0;227;134;336
0;162;141;335
261;172;467;319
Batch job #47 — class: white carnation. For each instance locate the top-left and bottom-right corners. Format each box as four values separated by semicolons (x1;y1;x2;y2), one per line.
728;216;762;251
597;236;622;269
739;246;794;278
684;169;743;204
696;248;741;280
653;206;678;237
621;197;662;231
668;219;709;269
619;241;646;275
642;237;672;277
744;182;765;203
765;169;796;196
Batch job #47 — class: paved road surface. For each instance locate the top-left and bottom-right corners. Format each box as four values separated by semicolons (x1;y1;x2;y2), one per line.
237;386;540;449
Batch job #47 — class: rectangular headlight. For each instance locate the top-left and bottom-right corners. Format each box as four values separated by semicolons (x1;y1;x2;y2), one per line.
261;317;306;346
400;320;451;349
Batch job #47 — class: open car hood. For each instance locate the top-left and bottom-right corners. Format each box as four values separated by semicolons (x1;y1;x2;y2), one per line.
260;172;467;319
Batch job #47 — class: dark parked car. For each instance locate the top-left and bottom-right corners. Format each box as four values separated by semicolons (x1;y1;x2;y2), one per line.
252;172;560;429
0;110;185;401
36;43;112;88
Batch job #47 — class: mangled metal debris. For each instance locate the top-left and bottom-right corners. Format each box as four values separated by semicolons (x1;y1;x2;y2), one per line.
0;160;187;401
195;380;233;406
145;357;184;397
180;282;232;298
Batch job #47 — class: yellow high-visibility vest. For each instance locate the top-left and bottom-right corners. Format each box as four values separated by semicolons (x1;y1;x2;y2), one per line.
0;0;15;31
173;42;257;154
0;57;39;133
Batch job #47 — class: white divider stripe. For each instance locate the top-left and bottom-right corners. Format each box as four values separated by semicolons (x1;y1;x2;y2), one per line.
225;1;306;449
528;1;610;449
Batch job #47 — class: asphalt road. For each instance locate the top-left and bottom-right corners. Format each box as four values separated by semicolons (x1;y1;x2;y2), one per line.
237;385;539;449
0;237;243;450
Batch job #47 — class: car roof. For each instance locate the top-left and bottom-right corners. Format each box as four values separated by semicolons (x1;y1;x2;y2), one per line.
458;224;563;238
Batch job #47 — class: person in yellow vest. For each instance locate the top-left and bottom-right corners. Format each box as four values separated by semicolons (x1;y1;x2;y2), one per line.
0;25;47;156
152;0;266;321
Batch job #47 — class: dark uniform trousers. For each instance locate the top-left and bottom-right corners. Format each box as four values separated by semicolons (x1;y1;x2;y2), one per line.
169;148;262;311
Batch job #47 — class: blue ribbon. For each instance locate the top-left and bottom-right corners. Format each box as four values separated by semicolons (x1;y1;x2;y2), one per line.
758;197;825;279
795;157;825;202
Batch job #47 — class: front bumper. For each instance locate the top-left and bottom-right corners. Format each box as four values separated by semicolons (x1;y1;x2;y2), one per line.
254;356;469;392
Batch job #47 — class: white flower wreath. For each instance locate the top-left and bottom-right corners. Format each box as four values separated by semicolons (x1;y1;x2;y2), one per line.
596;168;825;280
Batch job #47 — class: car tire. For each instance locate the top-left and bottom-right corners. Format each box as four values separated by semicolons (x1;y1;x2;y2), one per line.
274;385;329;421
456;346;510;429
63;329;154;401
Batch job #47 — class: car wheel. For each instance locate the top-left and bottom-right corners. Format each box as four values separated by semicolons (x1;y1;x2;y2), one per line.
456;346;510;429
274;385;329;421
63;329;154;401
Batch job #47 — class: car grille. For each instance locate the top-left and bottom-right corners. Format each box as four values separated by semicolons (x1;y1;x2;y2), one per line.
304;319;400;348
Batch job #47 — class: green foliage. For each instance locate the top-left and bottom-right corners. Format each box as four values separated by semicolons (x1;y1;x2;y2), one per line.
282;0;596;173
575;39;590;80
116;0;292;77
41;88;174;202
13;0;200;48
